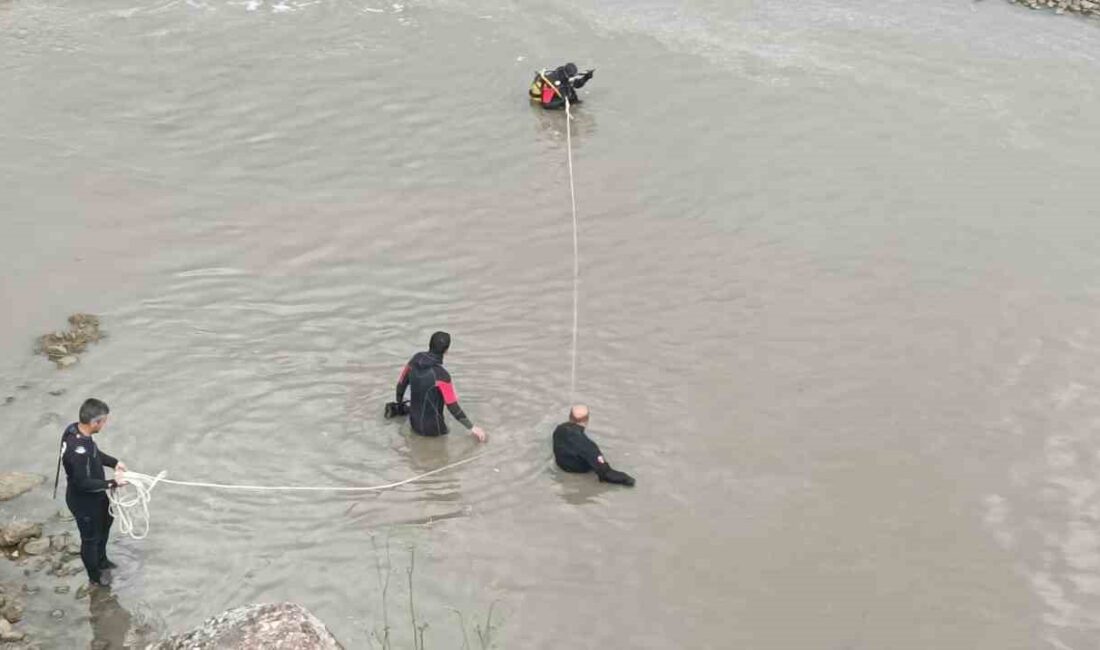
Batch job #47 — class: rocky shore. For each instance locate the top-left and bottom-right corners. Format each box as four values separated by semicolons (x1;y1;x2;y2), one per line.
1;470;113;649
1;471;342;648
1006;0;1100;17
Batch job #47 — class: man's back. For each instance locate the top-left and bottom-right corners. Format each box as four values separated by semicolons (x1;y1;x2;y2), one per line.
405;351;450;436
552;409;635;486
553;421;601;473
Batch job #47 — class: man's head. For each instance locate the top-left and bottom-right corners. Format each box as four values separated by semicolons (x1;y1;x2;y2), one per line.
429;331;451;355
79;398;110;433
568;404;590;426
563;62;578;77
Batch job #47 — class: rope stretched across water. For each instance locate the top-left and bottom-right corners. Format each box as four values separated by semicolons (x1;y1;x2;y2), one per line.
107;89;584;541
107;454;488;540
565;96;580;400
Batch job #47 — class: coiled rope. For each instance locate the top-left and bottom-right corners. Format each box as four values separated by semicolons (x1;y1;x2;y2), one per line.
107;453;487;540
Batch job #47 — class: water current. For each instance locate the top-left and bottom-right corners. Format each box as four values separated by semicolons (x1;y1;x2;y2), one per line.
2;0;1100;647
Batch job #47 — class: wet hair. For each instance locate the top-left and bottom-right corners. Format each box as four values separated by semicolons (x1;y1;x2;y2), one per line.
79;398;110;425
429;331;451;355
563;63;578;77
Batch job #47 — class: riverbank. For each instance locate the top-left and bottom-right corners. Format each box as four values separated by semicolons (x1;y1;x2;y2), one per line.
1007;0;1100;17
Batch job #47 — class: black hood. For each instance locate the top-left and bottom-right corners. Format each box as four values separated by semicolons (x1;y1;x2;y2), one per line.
429;331;451;355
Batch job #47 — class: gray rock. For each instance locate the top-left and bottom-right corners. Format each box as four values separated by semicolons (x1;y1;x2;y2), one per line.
0;473;45;501
48;389;67;397
64;543;80;556
54;585;70;594
150;603;343;650
75;584;92;600
21;538;50;556
50;609;64;620
0;617;26;642
0;522;42;548
2;598;24;623
56;355;79;369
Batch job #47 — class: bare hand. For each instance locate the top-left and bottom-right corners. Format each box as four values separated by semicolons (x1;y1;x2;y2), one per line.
115;478;129;487
470;426;488;443
116;461;127;472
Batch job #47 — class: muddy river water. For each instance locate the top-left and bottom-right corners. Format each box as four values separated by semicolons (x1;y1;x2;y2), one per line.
3;0;1100;647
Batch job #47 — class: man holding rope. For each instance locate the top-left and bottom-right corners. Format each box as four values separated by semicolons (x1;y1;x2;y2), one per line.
57;398;128;587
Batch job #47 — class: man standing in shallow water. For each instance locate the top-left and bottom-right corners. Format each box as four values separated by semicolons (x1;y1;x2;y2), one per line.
392;331;488;442
59;398;128;587
553;405;635;486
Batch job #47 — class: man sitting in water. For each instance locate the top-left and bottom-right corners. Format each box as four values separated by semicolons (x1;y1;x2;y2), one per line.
553;405;635;486
529;63;595;110
389;331;487;442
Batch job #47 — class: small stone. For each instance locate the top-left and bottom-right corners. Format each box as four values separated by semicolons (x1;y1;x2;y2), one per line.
64;543;80;556
22;538;50;556
48;388;66;396
2;396;13;406
0;473;46;502
20;585;37;595
2;598;25;623
50;536;64;552
75;584;92;600
56;355;79;369
57;509;74;523
0;521;42;547
54;585;70;594
65;565;85;577
50;609;65;620
0;617;26;642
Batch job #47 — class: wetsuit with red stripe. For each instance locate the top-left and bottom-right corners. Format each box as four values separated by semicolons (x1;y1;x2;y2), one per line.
395;351;473;436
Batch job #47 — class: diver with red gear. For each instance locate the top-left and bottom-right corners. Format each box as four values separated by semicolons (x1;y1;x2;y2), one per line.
387;331;487;442
529;62;595;110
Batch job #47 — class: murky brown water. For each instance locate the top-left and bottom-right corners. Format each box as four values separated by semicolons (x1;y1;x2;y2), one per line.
3;0;1100;647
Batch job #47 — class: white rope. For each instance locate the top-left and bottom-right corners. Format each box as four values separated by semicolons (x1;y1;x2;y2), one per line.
107;471;166;541
565;95;579;400
106;454;486;540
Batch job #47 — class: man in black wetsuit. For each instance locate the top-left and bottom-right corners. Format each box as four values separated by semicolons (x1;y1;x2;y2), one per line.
553;405;635;486
392;331;487;442
58;398;128;587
